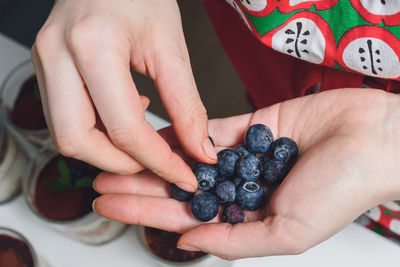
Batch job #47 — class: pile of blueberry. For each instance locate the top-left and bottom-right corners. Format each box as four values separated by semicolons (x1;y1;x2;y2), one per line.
170;124;298;224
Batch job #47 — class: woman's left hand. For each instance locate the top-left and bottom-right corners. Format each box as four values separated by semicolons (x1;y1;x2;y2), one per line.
92;88;400;260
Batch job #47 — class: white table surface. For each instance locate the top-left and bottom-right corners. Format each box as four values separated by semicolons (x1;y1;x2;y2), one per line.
0;33;399;266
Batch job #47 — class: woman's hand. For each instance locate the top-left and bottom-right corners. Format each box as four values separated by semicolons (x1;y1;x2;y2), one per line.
31;0;216;192
93;89;400;259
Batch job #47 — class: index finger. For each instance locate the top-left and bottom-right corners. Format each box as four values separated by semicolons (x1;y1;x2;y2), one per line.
70;41;197;191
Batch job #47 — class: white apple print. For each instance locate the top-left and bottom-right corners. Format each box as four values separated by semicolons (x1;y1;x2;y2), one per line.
239;0;267;12
342;37;400;78
359;0;400;16
382;201;400;212
271;18;326;64
389;219;400;235
365;207;382;221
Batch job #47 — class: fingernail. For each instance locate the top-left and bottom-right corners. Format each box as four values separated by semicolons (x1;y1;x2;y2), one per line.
177;244;200;252
203;138;217;161
92;180;97;192
92;198;98;213
176;182;196;192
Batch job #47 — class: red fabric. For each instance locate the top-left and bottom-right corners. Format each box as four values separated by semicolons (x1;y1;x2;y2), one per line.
204;0;400;109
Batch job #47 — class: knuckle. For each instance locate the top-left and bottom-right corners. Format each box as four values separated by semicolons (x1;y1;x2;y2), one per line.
109;127;136;148
53;134;83;159
66;17;108;55
34;24;58;54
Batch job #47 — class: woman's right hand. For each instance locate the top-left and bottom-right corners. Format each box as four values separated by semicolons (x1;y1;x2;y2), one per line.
31;0;217;192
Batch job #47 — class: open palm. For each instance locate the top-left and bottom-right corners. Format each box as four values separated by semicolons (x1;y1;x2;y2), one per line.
93;89;400;260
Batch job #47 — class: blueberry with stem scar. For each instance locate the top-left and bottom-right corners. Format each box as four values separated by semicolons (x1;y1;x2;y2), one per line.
236;181;265;211
193;163;218;191
236;154;262;182
270;137;298;164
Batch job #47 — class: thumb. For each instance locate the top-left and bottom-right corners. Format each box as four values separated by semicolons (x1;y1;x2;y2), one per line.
177;217;310;260
153;46;217;164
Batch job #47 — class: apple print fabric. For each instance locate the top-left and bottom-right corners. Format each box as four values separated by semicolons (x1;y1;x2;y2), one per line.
225;0;400;242
226;0;400;80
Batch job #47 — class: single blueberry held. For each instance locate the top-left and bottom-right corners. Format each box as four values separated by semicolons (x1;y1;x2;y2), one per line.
190;192;220;222
230;176;243;188
217;149;240;177
236;181;265;211
221;203;245;224
236;154;262;182
270;137;298;164
260;156;290;185
234;145;251;158
215;180;236;203
170;184;194;202
193;163;218;191
245;124;273;153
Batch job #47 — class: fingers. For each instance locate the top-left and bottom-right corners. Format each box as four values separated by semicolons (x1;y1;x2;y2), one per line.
67;29;197;191
93;171;170;197
153;44;217;164
178;216;310;260
32;34;145;174
93;194;210;233
208;114;254;148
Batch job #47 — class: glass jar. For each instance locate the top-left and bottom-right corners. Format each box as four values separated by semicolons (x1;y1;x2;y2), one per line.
136;226;232;267
0;108;29;204
0;59;51;148
23;147;127;245
0;227;49;267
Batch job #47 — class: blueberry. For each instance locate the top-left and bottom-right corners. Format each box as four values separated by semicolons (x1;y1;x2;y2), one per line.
236;181;265;211
190;192;220;222
234;145;251;158
236;154;262;182
270;137;298;164
170;184;194;202
230;176;243;188
217;149;240;177
215;180;236;203
260;156;290;185
221;203;245;224
193;163;218;191
245;124;273;153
